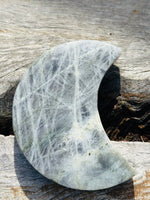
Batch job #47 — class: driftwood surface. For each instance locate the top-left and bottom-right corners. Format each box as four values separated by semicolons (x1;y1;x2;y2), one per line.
0;135;150;200
0;0;150;140
0;0;150;199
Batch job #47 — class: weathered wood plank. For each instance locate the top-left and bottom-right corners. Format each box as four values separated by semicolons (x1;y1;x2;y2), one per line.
0;1;150;198
0;135;150;200
0;0;150;113
0;0;150;140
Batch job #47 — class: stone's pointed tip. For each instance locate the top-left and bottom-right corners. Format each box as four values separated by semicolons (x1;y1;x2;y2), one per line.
113;45;121;60
13;40;134;191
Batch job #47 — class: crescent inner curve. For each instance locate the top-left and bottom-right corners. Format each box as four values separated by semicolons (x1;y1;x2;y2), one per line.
13;40;135;190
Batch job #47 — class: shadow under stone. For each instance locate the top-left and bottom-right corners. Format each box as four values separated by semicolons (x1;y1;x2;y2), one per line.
98;64;121;138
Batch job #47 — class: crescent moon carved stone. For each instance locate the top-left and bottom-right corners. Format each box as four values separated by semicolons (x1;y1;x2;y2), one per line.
13;40;135;190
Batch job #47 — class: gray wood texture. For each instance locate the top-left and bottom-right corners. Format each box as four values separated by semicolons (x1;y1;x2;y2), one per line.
0;135;150;200
0;0;150;140
0;0;150;199
0;0;150;118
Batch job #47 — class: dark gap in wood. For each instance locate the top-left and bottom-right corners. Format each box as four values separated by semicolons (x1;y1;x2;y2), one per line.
0;116;13;136
98;65;150;142
0;82;18;136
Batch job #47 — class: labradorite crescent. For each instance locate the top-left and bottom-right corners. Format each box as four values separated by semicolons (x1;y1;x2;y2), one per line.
13;40;135;190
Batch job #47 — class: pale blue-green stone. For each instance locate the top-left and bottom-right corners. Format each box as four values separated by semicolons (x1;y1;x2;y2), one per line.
13;40;135;190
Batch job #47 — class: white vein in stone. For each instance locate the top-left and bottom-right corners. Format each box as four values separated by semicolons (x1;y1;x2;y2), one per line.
13;40;135;190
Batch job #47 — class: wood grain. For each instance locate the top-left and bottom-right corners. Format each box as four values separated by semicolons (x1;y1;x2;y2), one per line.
0;0;150;139
0;135;150;200
0;0;150;116
0;1;150;199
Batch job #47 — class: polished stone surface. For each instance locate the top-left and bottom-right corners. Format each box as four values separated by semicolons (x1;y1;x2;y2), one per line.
13;40;135;190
